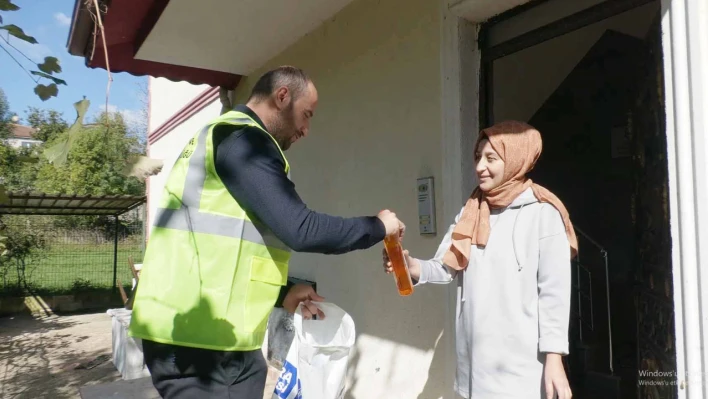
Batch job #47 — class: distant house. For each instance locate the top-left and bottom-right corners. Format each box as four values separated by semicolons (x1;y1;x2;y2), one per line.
5;124;41;149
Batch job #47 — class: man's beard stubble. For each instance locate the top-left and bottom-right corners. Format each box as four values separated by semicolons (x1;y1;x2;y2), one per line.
270;103;297;151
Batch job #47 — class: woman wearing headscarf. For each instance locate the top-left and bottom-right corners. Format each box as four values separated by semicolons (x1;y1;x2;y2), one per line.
384;121;577;399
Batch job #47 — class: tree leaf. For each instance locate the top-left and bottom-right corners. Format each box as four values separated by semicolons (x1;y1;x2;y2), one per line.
44;98;90;166
0;24;36;44
123;156;164;179
43;138;70;165
0;0;19;12
37;56;62;74
34;83;59;101
31;71;67;86
73;98;91;123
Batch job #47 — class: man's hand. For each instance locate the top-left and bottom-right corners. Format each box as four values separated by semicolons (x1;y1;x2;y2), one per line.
282;284;326;320
544;353;572;399
377;209;404;236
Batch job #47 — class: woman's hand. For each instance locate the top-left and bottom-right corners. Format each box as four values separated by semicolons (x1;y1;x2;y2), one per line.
382;247;421;281
544;353;572;399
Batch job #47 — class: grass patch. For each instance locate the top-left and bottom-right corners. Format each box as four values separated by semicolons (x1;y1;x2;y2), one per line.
1;243;143;296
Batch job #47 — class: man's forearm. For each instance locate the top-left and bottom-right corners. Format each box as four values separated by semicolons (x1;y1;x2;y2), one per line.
275;208;385;254
215;127;386;254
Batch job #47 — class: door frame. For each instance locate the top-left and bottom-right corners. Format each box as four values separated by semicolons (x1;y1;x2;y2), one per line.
659;0;708;397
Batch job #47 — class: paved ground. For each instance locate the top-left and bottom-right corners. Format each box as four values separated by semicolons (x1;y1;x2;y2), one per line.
0;312;280;399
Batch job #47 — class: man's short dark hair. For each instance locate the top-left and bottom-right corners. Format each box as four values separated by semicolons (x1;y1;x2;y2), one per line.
248;66;311;102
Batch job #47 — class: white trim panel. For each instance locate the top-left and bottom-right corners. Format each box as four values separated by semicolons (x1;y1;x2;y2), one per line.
661;0;708;396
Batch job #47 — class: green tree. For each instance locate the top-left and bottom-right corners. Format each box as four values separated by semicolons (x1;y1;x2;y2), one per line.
0;142;41;192
36;112;144;196
0;220;48;294
0;101;57;194
25;107;68;143
0;140;16;179
0;88;12;139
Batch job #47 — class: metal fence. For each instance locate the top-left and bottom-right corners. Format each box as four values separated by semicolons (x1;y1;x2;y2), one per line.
0;205;145;297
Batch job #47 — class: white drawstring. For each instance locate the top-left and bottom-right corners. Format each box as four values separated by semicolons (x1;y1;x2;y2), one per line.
512;203;528;271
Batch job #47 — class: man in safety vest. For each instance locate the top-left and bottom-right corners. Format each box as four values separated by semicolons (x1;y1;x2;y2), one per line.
128;66;403;398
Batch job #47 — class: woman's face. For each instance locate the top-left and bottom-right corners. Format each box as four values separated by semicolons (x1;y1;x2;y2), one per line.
475;138;505;192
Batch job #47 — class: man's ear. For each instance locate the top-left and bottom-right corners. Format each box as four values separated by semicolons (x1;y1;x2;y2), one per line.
274;86;291;110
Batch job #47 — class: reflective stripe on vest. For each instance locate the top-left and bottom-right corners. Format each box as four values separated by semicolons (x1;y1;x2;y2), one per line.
151;116;289;252
128;111;292;351
152;207;290;252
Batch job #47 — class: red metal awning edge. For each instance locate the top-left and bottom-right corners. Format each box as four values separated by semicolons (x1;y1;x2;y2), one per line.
66;0;242;88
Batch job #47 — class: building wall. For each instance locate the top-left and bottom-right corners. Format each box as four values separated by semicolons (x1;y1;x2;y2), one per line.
230;0;452;397
4;138;43;149
148;77;210;132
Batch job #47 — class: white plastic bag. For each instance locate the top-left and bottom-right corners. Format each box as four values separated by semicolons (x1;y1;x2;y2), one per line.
273;302;356;399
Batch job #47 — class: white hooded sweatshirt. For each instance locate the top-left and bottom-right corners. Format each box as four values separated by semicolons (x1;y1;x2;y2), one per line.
414;187;572;399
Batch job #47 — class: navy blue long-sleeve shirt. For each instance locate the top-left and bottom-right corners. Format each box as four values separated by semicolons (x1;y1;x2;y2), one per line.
213;105;385;256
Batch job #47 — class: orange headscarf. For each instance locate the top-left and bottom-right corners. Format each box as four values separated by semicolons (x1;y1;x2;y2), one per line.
442;121;578;270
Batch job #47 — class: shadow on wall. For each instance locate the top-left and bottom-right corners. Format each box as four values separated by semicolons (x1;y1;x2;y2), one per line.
342;329;449;399
415;331;449;399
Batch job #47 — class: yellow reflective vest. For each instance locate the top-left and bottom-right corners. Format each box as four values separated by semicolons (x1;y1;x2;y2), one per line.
128;110;291;351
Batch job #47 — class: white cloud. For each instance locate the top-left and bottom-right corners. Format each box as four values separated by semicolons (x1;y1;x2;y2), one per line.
101;104;145;129
120;109;144;128
54;12;72;27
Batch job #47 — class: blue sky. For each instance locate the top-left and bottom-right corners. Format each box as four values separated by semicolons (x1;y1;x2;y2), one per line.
0;0;146;126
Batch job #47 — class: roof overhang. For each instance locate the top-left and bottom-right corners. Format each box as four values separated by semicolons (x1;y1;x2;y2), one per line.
66;0;356;87
133;0;356;75
66;0;242;88
0;193;146;216
66;0;538;87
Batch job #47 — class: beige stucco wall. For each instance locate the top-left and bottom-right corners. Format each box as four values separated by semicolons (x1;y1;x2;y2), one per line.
148;77;210;131
232;0;452;397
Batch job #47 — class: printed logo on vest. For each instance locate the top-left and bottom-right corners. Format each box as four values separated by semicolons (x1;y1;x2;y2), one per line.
180;137;197;159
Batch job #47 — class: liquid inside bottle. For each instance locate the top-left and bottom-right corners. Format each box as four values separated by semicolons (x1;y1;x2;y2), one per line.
383;234;414;296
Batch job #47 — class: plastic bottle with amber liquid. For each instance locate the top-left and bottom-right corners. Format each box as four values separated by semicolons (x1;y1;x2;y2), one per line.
383;233;414;296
